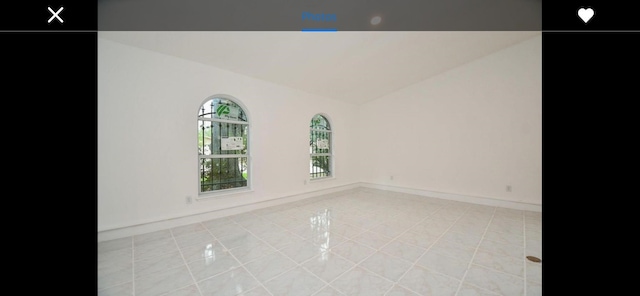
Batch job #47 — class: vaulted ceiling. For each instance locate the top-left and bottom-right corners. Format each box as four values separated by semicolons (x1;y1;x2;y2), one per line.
99;31;540;105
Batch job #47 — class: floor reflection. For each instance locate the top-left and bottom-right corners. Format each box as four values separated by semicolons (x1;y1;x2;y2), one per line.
204;243;216;265
309;208;331;260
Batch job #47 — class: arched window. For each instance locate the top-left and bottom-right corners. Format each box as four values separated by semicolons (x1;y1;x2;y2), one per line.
310;114;332;179
198;96;249;194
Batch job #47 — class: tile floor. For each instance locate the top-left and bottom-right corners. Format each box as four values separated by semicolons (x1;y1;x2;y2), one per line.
98;188;542;296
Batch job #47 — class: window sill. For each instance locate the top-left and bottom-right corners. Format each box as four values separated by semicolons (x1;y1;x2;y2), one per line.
309;176;335;183
197;188;253;200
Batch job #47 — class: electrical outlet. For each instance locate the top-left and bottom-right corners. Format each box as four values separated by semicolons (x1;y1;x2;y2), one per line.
390;175;394;181
506;185;512;192
304;179;307;185
186;196;192;204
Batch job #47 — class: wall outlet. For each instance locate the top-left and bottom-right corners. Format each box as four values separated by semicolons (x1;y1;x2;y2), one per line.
506;185;512;192
304;179;307;185
186;196;192;204
390;175;394;181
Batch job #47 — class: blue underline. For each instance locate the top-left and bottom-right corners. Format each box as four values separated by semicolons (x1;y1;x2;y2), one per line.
302;28;338;32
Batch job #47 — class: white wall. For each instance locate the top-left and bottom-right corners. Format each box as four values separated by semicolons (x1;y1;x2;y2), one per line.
358;35;541;206
98;37;360;231
99;34;541;233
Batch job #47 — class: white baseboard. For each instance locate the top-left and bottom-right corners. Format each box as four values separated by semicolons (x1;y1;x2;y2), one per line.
99;182;541;242
97;183;360;242
359;182;542;212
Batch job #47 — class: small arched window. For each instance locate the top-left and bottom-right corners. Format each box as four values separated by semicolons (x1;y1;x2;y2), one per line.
198;96;249;194
310;114;332;179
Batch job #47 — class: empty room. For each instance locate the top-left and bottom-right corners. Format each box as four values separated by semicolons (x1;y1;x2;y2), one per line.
98;31;542;296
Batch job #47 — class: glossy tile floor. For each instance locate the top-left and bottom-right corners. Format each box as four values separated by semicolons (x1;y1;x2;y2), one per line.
98;189;542;296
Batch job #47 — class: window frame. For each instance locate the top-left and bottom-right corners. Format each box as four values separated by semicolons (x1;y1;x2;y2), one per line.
310;113;333;180
197;95;251;198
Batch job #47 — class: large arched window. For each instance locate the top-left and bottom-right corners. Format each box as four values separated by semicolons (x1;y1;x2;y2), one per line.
198;96;249;194
310;114;332;179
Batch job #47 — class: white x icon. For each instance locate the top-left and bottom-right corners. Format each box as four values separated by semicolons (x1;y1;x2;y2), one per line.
48;6;64;24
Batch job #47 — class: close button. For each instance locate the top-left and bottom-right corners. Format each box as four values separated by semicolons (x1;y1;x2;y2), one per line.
48;6;64;24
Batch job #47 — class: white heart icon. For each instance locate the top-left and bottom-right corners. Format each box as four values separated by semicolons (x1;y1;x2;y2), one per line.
578;7;595;23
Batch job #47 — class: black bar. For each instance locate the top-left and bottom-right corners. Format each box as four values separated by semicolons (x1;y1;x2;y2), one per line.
543;1;640;31
2;32;97;283
2;2;96;31
5;1;640;32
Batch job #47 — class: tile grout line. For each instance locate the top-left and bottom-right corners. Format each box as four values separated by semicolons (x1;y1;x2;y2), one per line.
304;251;348;296
107;190;536;296
293;251;344;296
458;282;502;296
360;204;452;295
99;241;138;293
260;211;333;292
289;203;376;295
365;199;519;295
255;234;323;289
130;235;202;295
236;225;281;296
240;210;351;295
260;207;360;295
205;220;275;296
356;210;442;295
170;225;205;296
523;212;528;296
299;235;378;293
260;194;417;295
206;195;372;294
461;215;529;279
323;204;433;292
388;204;475;296
453;207;497;295
131;236;135;296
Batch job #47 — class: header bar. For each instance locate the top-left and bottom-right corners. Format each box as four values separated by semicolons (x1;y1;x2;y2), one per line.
98;0;541;31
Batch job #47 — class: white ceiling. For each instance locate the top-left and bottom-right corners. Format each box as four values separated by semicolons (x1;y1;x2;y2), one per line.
99;31;540;105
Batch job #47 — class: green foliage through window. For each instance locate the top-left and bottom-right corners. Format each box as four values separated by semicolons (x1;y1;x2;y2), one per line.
310;114;331;179
198;97;249;193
